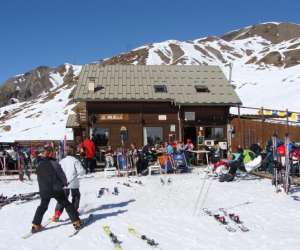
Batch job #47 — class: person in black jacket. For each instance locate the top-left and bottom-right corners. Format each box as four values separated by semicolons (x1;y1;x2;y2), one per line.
31;145;81;233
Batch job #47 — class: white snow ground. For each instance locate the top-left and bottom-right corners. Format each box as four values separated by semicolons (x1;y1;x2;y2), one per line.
1;169;300;250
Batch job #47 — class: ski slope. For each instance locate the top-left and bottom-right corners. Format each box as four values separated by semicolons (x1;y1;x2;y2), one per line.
1;169;300;250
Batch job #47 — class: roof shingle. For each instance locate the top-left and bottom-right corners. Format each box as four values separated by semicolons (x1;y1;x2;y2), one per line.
74;65;242;106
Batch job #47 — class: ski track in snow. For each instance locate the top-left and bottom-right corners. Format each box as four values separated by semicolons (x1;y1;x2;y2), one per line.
1;170;300;250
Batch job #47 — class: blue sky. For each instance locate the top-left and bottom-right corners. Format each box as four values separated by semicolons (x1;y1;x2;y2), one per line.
0;0;299;83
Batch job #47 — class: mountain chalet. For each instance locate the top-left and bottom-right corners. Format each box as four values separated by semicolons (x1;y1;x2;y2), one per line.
68;64;241;153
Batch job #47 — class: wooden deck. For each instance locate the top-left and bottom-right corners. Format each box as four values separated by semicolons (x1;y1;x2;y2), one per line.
252;171;300;185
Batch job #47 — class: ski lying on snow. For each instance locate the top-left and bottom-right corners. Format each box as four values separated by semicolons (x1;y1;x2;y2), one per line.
22;218;53;239
128;179;143;185
103;224;122;250
219;208;249;232
128;226;161;249
202;208;236;232
69;214;94;238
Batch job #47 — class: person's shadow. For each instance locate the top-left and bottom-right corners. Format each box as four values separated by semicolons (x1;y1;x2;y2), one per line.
43;199;135;232
289;186;300;194
81;199;136;215
291;195;300;201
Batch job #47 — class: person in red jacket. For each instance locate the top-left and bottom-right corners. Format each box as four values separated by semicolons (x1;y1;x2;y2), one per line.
80;136;96;173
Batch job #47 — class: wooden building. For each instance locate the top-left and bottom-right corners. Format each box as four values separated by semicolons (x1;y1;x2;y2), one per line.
70;65;241;150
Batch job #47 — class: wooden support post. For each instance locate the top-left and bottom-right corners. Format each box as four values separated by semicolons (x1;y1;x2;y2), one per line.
178;105;182;142
261;107;265;147
238;105;242;148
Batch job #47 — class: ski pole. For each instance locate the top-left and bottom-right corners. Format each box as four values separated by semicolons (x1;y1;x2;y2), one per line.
65;173;82;187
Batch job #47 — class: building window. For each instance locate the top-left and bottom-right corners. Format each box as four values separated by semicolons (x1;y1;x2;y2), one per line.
204;127;224;140
92;127;109;146
143;127;163;146
154;85;167;93
94;85;104;92
195;85;210;93
185;112;195;121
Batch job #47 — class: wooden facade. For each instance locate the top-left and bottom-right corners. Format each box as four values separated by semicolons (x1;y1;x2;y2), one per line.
72;101;230;150
71;65;242;152
230;118;300;151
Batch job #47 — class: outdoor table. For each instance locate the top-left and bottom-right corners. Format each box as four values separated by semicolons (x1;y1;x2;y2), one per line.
188;150;210;166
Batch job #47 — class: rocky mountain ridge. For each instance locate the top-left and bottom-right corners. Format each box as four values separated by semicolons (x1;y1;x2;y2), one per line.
1;22;300;141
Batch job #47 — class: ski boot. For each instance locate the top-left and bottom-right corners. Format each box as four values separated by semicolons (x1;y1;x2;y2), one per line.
98;188;105;198
109;232;121;244
229;213;240;223
214;214;226;224
112;187;119;195
141;235;158;246
51;210;62;222
31;224;42;233
73;219;82;230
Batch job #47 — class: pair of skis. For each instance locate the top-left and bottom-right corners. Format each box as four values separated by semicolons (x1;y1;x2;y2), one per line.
219;208;249;232
203;208;236;232
69;214;94;237
272;133;292;194
128;226;160;248
98;187;109;198
22;214;94;239
103;225;161;250
271;135;280;193
160;177;172;185
103;225;122;250
22;218;53;239
203;208;249;232
128;179;143;185
1;192;39;209
284;134;291;194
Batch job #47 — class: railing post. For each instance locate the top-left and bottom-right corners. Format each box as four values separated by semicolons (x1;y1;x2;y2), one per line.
286;108;289;134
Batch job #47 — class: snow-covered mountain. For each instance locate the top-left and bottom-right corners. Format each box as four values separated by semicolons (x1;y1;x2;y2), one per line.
1;22;300;141
0;64;82;141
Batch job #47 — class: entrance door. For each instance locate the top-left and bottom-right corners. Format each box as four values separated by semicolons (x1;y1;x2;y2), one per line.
184;127;197;146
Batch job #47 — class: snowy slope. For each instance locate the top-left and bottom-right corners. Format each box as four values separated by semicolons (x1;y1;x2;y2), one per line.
1;170;300;250
143;35;300;112
0;64;82;142
103;22;300;112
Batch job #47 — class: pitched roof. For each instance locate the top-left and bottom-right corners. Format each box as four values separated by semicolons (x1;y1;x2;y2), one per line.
66;114;79;128
74;64;242;106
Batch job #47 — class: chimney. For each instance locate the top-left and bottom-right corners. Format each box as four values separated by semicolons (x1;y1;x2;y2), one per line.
88;77;96;92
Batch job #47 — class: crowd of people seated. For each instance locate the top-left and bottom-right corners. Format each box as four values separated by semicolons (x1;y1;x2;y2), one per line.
101;139;196;175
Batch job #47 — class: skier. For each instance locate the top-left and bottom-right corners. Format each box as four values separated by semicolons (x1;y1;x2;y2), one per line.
52;146;85;222
31;144;81;233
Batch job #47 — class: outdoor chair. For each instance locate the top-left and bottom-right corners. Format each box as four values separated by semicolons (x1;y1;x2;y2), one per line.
104;155;117;177
172;152;190;173
158;154;175;174
116;153;137;176
148;161;161;175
